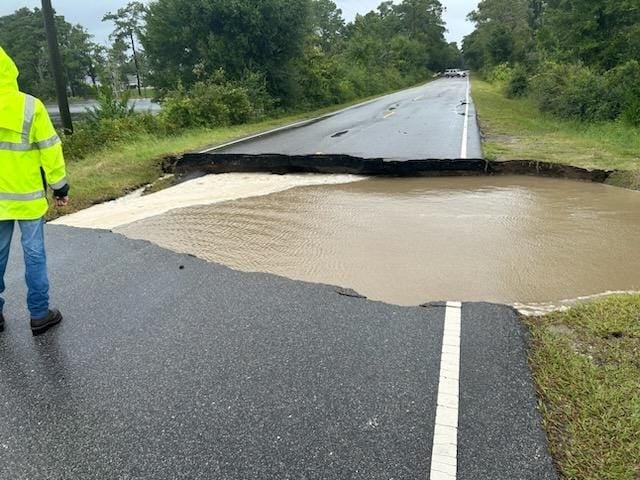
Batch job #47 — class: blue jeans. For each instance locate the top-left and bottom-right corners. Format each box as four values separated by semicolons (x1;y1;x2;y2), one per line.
0;218;50;319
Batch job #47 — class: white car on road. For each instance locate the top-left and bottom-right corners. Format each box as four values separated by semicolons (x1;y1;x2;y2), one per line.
443;69;467;78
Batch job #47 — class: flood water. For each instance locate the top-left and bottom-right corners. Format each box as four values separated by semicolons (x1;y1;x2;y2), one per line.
117;176;640;306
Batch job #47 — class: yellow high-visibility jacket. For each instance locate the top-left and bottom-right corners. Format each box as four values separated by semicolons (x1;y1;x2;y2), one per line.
0;46;68;221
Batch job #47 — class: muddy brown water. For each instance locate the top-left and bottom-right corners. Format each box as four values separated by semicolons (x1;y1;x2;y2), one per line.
117;176;640;306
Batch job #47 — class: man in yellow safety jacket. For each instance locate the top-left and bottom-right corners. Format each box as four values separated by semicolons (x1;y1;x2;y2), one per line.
0;46;69;335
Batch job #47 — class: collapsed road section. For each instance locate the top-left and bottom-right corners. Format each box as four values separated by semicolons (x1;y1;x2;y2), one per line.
166;152;613;183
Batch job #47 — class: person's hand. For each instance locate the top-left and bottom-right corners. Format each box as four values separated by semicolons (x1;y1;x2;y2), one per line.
54;196;69;207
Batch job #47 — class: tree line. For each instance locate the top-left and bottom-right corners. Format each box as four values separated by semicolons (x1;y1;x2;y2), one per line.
0;0;462;110
463;0;640;125
0;4;148;99
0;0;463;159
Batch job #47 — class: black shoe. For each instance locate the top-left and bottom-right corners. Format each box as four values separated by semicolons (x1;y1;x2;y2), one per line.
31;309;63;336
0;313;4;333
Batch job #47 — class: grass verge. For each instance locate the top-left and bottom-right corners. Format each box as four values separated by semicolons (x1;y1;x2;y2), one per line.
51;95;390;220
475;78;640;478
472;79;640;188
526;295;640;480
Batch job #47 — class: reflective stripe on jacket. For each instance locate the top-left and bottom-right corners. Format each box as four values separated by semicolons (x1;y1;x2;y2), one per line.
0;46;68;220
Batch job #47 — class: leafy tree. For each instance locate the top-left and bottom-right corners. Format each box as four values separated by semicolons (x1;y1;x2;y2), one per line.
103;1;147;95
104;38;133;92
461;29;487;71
539;0;640;70
441;42;464;70
465;0;640;73
309;0;346;53
0;8;50;96
0;7;97;99
463;0;532;69
395;0;445;43
343;0;453;74
57;22;97;97
143;0;311;104
143;0;456;111
464;0;640;125
86;44;107;88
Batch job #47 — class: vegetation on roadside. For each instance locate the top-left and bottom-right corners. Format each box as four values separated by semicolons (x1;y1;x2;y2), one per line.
526;295;640;480
1;0;460;107
142;0;459;106
0;8;99;98
464;1;640;125
472;79;640;188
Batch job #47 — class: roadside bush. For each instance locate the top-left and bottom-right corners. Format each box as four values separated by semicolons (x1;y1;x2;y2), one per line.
62;113;160;161
505;65;529;98
236;71;274;118
529;63;614;121
621;97;640;127
159;72;267;130
85;86;136;127
338;62;396;99
485;63;514;85
605;60;640;126
341;64;375;97
59;85;162;161
526;61;640;124
334;78;358;103
295;49;343;107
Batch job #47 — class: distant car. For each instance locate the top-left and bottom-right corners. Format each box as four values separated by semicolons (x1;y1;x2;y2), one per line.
444;69;467;78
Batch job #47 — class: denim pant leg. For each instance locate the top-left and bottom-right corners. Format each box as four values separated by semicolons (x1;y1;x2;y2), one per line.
18;218;50;319
0;220;16;315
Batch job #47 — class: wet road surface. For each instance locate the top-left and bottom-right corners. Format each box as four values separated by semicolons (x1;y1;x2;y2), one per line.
0;226;556;479
211;78;482;160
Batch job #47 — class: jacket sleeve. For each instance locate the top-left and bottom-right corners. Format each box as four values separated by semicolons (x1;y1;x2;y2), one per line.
31;98;69;197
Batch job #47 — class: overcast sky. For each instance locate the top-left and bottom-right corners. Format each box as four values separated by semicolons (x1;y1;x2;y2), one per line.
0;0;476;47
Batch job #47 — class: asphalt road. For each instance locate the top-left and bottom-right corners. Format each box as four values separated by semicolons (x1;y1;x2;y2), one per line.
0;226;556;479
214;78;483;160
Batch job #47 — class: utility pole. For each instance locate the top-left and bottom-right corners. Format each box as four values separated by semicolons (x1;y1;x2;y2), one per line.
41;0;73;134
130;30;143;96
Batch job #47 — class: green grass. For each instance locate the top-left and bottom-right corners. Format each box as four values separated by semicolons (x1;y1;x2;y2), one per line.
476;78;640;478
527;296;640;480
472;80;640;177
51;96;386;219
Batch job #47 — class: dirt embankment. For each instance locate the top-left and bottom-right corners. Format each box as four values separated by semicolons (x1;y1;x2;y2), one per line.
166;153;614;184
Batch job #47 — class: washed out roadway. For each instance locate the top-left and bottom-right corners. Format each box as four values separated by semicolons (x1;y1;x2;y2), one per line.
0;226;556;479
1;80;555;478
